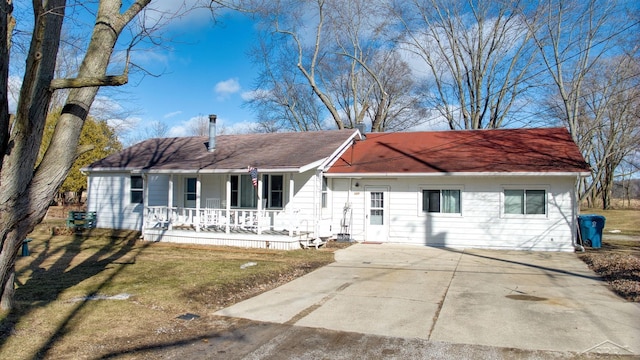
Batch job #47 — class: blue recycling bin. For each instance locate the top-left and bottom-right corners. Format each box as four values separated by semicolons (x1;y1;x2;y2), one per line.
578;215;606;249
22;238;32;256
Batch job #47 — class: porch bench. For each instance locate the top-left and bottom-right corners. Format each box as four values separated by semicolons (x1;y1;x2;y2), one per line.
66;211;97;230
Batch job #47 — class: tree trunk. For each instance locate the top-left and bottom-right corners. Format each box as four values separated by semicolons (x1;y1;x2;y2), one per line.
0;0;150;311
0;0;66;311
0;265;14;311
0;1;13;164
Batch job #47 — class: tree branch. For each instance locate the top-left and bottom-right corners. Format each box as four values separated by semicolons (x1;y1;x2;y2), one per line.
49;73;128;90
50;50;131;90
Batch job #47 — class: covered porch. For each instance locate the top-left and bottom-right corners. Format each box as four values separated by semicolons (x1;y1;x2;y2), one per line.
141;171;323;250
143;206;316;250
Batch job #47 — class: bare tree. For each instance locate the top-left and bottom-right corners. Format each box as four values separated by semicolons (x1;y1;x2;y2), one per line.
583;56;640;209
187;115;209;136
0;0;193;310
246;33;333;131
395;0;537;130
245;0;424;132
528;0;639;201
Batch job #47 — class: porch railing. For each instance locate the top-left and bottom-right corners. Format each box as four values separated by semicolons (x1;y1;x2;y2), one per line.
145;206;302;236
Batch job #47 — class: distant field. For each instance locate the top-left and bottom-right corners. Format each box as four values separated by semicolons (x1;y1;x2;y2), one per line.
580;207;640;236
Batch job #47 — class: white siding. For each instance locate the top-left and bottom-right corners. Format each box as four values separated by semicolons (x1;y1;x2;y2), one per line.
147;174;169;206
288;171;316;233
329;176;578;251
327;179;352;236
86;173;144;230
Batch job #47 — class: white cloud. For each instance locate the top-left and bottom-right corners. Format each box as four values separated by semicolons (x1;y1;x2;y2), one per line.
167;114;210;137
107;116;141;134
168;124;188;137
224;120;260;134
241;89;270;101
90;95;126;119
214;78;241;97
164;110;183;119
141;0;216;29
165;115;263;136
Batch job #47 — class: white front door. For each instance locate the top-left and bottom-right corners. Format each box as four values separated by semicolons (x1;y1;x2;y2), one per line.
365;186;389;241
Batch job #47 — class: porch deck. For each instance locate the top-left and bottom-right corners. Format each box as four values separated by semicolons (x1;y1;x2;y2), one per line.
143;227;311;250
143;206;316;250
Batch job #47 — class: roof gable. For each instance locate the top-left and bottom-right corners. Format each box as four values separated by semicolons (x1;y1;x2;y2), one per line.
86;129;358;172
327;128;590;175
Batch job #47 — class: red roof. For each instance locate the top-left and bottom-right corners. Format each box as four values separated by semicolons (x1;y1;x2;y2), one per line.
327;128;590;175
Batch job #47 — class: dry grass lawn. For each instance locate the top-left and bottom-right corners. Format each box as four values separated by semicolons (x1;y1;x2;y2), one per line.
1;207;638;359
0;221;346;359
580;207;640;236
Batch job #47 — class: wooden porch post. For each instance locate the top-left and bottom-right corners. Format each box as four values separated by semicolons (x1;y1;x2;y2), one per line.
142;173;148;232
289;175;295;237
195;175;201;232
225;175;231;234
168;174;174;230
257;175;263;235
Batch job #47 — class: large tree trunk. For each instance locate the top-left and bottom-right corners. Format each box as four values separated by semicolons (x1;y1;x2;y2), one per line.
0;0;150;311
0;0;66;311
0;1;13;162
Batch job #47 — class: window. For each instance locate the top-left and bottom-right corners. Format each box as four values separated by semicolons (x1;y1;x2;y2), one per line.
422;189;460;213
184;178;196;207
370;191;384;225
321;177;328;208
263;174;284;208
230;175;257;208
504;189;546;215
130;175;143;204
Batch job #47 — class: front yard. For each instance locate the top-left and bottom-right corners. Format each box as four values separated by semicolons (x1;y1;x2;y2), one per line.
1;208;638;359
0;222;344;359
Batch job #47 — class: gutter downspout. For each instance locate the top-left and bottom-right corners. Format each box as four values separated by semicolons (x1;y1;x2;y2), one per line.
575;173;585;252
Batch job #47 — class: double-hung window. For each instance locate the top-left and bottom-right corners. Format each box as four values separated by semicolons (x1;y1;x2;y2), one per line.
504;189;546;215
184;178;196;208
422;189;461;214
130;175;143;204
230;175;257;208
262;174;284;209
321;177;328;208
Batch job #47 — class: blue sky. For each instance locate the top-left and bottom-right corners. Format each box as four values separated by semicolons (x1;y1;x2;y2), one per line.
6;3;263;143
115;10;261;139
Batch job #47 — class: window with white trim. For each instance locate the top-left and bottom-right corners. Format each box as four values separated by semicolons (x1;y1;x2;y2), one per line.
422;189;461;214
262;174;284;209
230;175;257;208
504;189;546;215
184;177;196;207
321;177;328;208
130;175;143;204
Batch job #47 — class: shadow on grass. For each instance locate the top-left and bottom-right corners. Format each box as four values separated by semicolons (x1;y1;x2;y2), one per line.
0;227;151;359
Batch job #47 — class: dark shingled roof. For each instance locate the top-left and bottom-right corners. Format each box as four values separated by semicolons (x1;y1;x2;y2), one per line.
327;128;590;174
86;129;358;172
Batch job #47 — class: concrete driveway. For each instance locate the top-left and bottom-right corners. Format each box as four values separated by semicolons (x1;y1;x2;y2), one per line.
215;244;640;356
